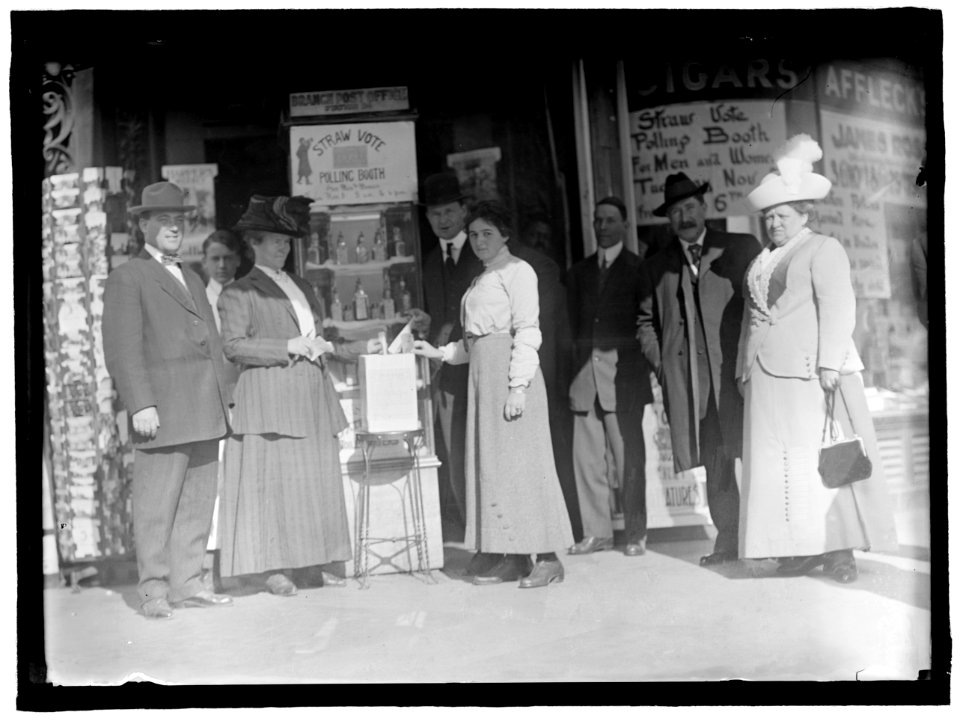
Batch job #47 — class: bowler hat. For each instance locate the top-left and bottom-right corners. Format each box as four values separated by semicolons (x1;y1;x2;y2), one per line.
420;172;467;207
128;181;196;216
234;195;312;237
652;173;711;217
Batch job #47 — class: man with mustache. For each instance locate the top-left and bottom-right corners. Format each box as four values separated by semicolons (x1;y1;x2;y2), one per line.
636;174;760;566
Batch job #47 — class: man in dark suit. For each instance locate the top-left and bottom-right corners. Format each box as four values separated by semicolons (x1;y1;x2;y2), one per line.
566;197;652;558
102;181;233;618
419;172;483;543
636;173;760;566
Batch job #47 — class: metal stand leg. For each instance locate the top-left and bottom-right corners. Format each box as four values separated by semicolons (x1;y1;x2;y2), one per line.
404;433;436;584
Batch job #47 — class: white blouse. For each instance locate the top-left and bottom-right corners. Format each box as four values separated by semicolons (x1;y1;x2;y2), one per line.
440;245;542;388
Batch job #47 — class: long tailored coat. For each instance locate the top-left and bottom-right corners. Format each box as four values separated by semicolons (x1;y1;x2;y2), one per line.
637;230;760;471
102;248;230;449
567;248;652;415
736;232;897;555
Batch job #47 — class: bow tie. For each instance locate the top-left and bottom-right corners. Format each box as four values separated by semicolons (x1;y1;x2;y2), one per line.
160;253;182;265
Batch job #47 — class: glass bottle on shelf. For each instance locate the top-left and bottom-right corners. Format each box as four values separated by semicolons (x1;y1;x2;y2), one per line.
392;226;406;258
353;278;369;321
372;226;387;261
355;231;369;264
311;282;327;319
307;232;321;265
381;272;396;319
398;276;412;313
330;286;343;322
335;231;349;265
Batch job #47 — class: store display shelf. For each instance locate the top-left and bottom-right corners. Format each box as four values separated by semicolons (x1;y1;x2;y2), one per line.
305;256;416;275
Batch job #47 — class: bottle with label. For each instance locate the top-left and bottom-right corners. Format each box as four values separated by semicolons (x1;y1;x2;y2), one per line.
392;226;406;258
307;232;321;266
398;276;412;313
372;227;387;261
353;278;369;321
335;231;349;265
330;286;343;322
381;273;396;319
355;231;369;264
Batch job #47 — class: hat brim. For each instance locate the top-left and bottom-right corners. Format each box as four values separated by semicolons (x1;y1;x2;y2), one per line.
417;192;468;208
652;182;711;217
747;173;831;212
128;204;196;216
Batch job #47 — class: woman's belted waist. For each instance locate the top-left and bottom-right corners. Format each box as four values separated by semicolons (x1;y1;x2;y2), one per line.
464;331;512;351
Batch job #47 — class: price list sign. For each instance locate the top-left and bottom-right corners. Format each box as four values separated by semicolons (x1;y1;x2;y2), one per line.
630;100;787;222
816;109;926;299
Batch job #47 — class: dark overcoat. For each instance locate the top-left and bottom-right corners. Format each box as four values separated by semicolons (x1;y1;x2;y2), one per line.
637;230;760;471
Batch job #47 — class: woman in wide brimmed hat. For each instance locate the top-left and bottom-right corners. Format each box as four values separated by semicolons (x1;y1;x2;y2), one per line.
736;135;898;583
216;195;380;596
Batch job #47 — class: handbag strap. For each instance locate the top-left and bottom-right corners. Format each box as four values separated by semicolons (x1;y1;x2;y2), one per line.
821;390;837;444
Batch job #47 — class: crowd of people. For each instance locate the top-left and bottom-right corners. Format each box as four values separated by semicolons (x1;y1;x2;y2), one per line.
100;133;898;619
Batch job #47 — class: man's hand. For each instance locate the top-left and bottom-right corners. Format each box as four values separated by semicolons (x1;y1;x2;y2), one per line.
132;406;160;439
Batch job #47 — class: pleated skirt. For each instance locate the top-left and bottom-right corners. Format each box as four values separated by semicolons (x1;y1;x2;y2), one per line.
464;334;574;554
739;366;898;559
218;372;351;576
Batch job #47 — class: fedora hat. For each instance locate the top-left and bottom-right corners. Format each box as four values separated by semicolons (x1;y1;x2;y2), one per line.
652;173;711;217
234;195;312;237
128;181;196;216
747;134;831;211
419;171;467;207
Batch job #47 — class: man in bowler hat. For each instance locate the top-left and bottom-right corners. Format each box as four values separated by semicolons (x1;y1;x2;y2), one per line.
419;172;483;544
636;174;760;565
102;181;233;617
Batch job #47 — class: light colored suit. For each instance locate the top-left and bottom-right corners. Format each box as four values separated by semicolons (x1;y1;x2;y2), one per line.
737;233;864;382
102;248;230;604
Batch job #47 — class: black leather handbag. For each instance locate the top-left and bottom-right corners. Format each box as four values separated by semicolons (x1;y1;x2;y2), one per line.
818;390;872;489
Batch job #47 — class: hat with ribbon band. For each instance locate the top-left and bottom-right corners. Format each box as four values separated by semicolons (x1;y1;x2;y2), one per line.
746;134;832;212
652;173;712;217
234;195;313;237
128;181;196;216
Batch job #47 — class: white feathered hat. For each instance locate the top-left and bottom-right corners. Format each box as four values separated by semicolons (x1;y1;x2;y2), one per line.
746;134;832;211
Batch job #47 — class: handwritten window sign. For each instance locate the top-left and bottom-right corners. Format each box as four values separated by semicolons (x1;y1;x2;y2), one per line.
290;121;418;206
289;86;409;118
814;110;925;300
630;100;787;223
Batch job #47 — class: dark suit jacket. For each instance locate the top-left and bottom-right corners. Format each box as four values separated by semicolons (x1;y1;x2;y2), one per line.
218;266;365;438
421;239;484;395
566;248;652;415
102;249;230;449
637;229;760;470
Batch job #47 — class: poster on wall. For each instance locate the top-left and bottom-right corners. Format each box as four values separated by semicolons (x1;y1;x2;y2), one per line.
815;109;926;299
290;121;418;206
630;100;788;223
447;147;502;202
160;164;218;263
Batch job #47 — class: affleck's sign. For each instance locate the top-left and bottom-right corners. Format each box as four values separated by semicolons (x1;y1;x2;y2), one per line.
289;86;410;118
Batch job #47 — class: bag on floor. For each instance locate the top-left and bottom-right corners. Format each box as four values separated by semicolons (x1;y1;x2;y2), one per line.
818;389;872;489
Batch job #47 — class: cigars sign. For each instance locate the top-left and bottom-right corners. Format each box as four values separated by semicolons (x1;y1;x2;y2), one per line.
290;121;418;205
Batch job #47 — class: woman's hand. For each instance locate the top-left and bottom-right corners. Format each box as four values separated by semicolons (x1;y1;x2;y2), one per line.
819;368;840;392
412;340;443;360
737;376;746;397
308;337;335;360
287;336;313;359
365;337;384;354
504;388;526;421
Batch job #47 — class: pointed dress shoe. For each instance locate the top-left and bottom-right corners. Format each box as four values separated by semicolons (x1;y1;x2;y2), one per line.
567;536;614;555
265;573;298;596
473;555;532;585
172;589;234;608
776;554;827;576
519;560;565;588
699;550;737;566
320;571;347;588
140;598;174;620
624;538;647;557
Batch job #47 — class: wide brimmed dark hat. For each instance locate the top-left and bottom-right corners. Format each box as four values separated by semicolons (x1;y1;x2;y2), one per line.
652;173;711;217
128;181;196;216
419;171;467;207
234;195;313;236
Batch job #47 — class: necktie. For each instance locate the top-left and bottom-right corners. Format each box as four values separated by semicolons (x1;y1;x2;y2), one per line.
445;242;456;273
161;253;182;265
598;252;610;288
688;244;702;271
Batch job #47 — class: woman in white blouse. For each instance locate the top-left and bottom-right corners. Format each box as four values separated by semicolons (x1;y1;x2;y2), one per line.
737;136;897;583
415;201;573;588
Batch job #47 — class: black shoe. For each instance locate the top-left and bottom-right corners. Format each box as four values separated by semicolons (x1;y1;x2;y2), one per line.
518;560;564;588
700;550;737;566
473;555;532;585
465;552;502;576
823;550;858;584
776;554;827;576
